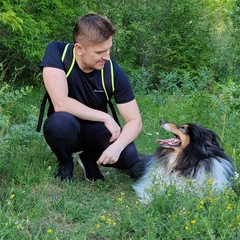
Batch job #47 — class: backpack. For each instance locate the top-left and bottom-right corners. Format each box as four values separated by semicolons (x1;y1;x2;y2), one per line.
36;43;120;132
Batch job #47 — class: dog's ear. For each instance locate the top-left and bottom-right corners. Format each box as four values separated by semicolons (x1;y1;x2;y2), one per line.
206;130;221;147
187;124;206;144
188;124;221;147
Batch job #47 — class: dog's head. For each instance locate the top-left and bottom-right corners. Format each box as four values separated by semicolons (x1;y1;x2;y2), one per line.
156;120;190;149
156;120;222;150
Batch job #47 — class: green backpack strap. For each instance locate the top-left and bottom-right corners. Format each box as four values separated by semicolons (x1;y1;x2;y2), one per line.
101;60;114;101
61;43;75;77
101;60;120;126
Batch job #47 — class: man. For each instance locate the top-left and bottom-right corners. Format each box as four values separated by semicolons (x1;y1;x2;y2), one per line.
40;14;142;181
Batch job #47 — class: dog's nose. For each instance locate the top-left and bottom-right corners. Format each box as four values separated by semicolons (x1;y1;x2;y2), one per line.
160;120;166;124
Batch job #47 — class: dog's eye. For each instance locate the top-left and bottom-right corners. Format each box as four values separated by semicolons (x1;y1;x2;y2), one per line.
178;126;187;133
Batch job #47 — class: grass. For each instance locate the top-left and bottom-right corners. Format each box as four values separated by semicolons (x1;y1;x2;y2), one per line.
0;83;240;239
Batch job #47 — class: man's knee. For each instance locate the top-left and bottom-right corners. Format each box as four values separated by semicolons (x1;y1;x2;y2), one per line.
113;142;139;169
44;111;81;138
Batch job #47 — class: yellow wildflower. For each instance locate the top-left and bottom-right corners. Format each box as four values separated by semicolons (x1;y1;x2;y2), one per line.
16;224;24;230
207;176;213;185
10;194;15;199
96;224;100;229
227;204;232;210
47;229;52;233
107;218;112;224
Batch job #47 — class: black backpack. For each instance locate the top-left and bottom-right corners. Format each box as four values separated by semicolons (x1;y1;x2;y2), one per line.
36;43;120;132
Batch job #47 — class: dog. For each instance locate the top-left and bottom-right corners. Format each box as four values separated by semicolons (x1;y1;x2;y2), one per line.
132;120;235;203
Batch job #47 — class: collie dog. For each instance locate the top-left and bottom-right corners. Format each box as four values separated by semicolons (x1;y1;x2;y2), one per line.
132;120;235;203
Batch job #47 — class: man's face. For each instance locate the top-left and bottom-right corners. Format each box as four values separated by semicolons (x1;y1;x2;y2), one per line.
75;37;112;72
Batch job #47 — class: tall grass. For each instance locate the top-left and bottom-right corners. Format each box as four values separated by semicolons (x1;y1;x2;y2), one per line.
0;78;239;239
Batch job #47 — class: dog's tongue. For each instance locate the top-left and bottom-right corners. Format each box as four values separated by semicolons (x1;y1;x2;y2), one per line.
156;138;181;146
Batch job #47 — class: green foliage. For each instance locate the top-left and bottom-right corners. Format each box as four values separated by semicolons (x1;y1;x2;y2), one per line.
0;8;23;31
128;67;153;94
0;0;87;83
0;0;239;86
0;82;35;177
229;0;240;82
0;84;33;109
207;0;240;83
96;0;215;79
212;80;240;114
131;67;215;97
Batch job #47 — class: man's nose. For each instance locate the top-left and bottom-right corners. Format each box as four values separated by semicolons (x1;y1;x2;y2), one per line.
102;50;110;60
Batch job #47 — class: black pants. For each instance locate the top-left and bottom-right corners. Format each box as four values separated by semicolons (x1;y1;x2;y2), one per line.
43;111;139;169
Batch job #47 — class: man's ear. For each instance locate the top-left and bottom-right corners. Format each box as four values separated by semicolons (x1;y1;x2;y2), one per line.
74;43;83;55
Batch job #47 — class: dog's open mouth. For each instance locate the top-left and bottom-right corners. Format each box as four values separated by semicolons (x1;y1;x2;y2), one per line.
156;135;181;147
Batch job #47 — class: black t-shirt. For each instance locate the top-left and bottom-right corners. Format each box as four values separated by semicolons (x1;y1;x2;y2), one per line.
40;41;135;113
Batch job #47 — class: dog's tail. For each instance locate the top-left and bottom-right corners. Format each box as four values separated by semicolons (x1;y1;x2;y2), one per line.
130;154;152;178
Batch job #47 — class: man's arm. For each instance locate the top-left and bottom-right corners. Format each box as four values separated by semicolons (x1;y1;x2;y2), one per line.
97;99;142;165
43;66;121;139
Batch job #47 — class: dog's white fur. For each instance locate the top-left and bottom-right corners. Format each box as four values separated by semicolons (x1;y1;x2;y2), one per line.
133;156;234;203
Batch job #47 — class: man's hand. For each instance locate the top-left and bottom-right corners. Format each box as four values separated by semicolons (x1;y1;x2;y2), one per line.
104;116;121;143
97;143;123;165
